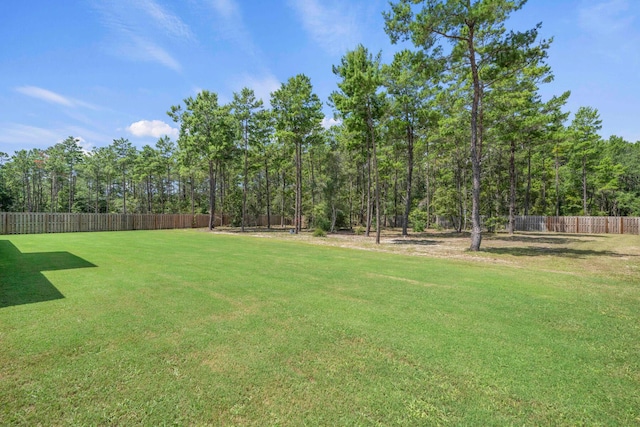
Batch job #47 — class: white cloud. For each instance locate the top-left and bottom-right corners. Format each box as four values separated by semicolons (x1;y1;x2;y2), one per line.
67;136;95;154
15;86;74;107
92;0;190;71
0;124;110;153
204;0;259;58
130;35;182;72
577;0;639;63
66;126;113;147
287;0;362;56
0;124;60;147
95;0;193;40
578;0;634;35
139;0;194;40
15;86;100;111
321;117;341;129
127;120;179;139
210;0;239;20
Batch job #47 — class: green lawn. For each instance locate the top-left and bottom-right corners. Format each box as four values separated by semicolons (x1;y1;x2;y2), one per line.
1;230;639;425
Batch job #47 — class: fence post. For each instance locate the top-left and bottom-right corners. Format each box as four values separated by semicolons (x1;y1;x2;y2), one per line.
621;217;624;235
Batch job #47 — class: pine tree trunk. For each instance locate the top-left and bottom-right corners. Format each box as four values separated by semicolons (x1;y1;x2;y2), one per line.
95;173;100;213
295;140;302;233
508;139;516;235
525;146;532;215
365;141;372;237
242;129;248;232
265;156;271;229
582;155;588;215
208;160;215;230
402;123;414;236
368;110;381;245
468;28;483;251
122;169;127;215
555;153;561;217
190;174;195;217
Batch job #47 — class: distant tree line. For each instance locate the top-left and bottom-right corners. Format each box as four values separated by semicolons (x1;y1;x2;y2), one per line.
1;0;639;250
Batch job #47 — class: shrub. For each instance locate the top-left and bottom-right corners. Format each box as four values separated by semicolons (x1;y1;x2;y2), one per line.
409;209;428;232
354;225;365;235
485;216;507;233
313;228;327;237
314;216;331;232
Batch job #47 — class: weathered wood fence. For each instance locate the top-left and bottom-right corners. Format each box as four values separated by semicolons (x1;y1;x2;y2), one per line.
0;212;293;235
514;216;640;234
434;215;640;234
0;213;210;235
2;212;636;235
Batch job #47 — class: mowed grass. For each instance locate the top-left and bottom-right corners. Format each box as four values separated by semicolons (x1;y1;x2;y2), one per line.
1;230;639;425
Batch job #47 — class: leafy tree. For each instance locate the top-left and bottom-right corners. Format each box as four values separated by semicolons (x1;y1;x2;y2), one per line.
60;137;83;212
155;136;176;213
568;106;602;215
169;90;237;229
44;143;67;212
385;0;550;250
607;136;640;215
0;152;11;210
271;75;323;233
232;87;264;231
383;49;438;235
431;90;470;232
487;60;554;233
331;44;386;244
111;138;137;214
252;110;276;228
135;145;159;213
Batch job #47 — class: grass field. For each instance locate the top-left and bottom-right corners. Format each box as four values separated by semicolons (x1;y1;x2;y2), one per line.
1;229;639;425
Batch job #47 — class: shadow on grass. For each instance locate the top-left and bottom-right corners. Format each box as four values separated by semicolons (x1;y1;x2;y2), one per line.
425;231;469;239
0;240;97;308
211;226;293;234
485;235;588;245
390;239;439;246
534;232;609;239
483;246;635;259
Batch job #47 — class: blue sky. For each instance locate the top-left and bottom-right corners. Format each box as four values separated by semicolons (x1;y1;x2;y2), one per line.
1;0;638;155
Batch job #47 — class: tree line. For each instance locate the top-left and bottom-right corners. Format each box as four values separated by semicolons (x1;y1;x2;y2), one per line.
1;0;639;250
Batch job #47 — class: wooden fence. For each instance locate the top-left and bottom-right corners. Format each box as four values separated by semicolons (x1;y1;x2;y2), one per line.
0;212;293;235
514;216;640;234
0;213;211;235
433;215;640;235
2;212;635;236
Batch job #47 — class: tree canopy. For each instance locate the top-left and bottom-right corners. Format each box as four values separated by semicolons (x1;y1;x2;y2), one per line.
1;3;637;243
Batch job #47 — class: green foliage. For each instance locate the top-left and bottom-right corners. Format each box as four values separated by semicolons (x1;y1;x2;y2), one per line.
409;208;428;232
312;228;327;237
223;188;243;227
314;216;331;233
0;4;638;231
484;216;507;233
354;225;365;235
331;44;386;244
271;74;323;232
567;106;603;215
